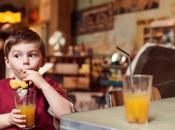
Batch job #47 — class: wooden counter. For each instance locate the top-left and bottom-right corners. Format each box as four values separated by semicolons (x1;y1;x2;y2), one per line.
60;97;175;130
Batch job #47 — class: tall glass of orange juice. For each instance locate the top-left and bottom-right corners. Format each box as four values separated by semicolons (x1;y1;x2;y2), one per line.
122;74;152;124
14;90;36;129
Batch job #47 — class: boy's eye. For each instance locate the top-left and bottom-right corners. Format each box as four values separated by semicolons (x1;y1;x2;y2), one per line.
13;54;21;58
29;53;37;57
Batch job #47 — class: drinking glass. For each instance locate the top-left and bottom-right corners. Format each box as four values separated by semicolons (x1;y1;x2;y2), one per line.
122;74;153;124
14;90;36;129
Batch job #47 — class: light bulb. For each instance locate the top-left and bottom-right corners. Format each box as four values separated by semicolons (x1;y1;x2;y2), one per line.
111;53;119;62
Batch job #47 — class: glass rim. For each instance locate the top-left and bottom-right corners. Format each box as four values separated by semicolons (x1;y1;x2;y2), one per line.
123;74;153;78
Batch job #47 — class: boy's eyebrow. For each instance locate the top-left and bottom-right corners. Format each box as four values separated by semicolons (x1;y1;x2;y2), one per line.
29;50;40;52
11;50;22;53
28;50;41;54
11;49;39;52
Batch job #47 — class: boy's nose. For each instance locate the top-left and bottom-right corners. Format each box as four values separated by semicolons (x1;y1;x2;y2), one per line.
23;56;29;65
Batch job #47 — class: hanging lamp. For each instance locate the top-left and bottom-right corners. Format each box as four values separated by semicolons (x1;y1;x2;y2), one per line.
0;4;22;23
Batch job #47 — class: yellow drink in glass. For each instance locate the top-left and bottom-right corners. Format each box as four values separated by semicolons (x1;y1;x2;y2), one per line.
14;90;36;129
122;74;152;124
123;92;150;123
17;104;36;128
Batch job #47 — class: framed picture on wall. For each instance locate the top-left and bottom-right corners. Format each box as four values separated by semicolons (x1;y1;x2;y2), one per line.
114;0;159;15
73;2;114;35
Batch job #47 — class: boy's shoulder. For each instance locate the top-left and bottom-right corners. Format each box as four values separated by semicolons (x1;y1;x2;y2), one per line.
0;78;11;91
44;76;59;86
0;78;10;85
44;76;67;98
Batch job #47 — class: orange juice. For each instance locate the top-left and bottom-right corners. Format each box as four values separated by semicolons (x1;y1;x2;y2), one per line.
17;104;36;128
123;92;150;124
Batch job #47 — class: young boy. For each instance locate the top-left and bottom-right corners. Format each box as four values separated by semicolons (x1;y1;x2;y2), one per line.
0;29;72;130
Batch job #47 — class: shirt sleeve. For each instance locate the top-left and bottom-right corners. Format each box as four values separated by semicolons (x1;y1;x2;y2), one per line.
44;76;68;99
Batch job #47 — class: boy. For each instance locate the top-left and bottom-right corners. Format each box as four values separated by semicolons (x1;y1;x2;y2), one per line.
0;28;72;130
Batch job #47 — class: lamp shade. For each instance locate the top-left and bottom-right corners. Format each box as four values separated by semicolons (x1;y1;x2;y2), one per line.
0;4;22;23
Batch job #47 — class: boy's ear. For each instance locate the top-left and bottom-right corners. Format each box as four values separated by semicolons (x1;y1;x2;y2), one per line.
4;57;10;68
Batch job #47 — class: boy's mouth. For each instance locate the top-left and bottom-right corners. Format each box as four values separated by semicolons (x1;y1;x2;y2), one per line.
17;69;28;79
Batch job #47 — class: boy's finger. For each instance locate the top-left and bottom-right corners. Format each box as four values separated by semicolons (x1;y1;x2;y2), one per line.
17;124;26;129
12;109;21;114
14;114;26;119
13;118;26;124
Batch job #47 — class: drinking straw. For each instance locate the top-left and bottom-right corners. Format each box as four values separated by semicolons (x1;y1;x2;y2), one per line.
26;85;29;105
26;81;32;105
116;47;134;87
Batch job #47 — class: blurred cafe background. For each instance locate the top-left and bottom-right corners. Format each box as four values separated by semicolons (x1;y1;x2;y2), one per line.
0;0;175;112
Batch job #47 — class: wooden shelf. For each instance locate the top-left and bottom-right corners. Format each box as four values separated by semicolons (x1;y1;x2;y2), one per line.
47;55;92;61
46;55;93;90
47;72;89;77
143;25;175;44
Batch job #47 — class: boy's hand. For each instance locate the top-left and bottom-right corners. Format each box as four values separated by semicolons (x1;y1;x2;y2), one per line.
8;109;26;128
23;70;46;89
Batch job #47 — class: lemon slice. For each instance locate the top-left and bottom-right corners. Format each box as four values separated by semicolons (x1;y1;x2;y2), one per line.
10;80;20;89
20;81;28;89
10;80;32;89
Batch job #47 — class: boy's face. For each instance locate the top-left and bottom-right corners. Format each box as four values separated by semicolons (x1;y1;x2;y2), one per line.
5;43;43;80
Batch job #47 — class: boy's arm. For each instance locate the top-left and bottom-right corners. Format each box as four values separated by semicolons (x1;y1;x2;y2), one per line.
23;70;73;118
41;82;72;119
0;113;11;129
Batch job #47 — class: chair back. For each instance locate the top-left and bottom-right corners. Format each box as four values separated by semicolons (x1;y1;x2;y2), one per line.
129;43;175;98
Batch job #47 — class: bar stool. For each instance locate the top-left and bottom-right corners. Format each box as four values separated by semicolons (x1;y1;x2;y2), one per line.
108;87;123;107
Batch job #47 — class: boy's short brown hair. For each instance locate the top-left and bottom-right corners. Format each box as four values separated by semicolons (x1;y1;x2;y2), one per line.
4;28;45;58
